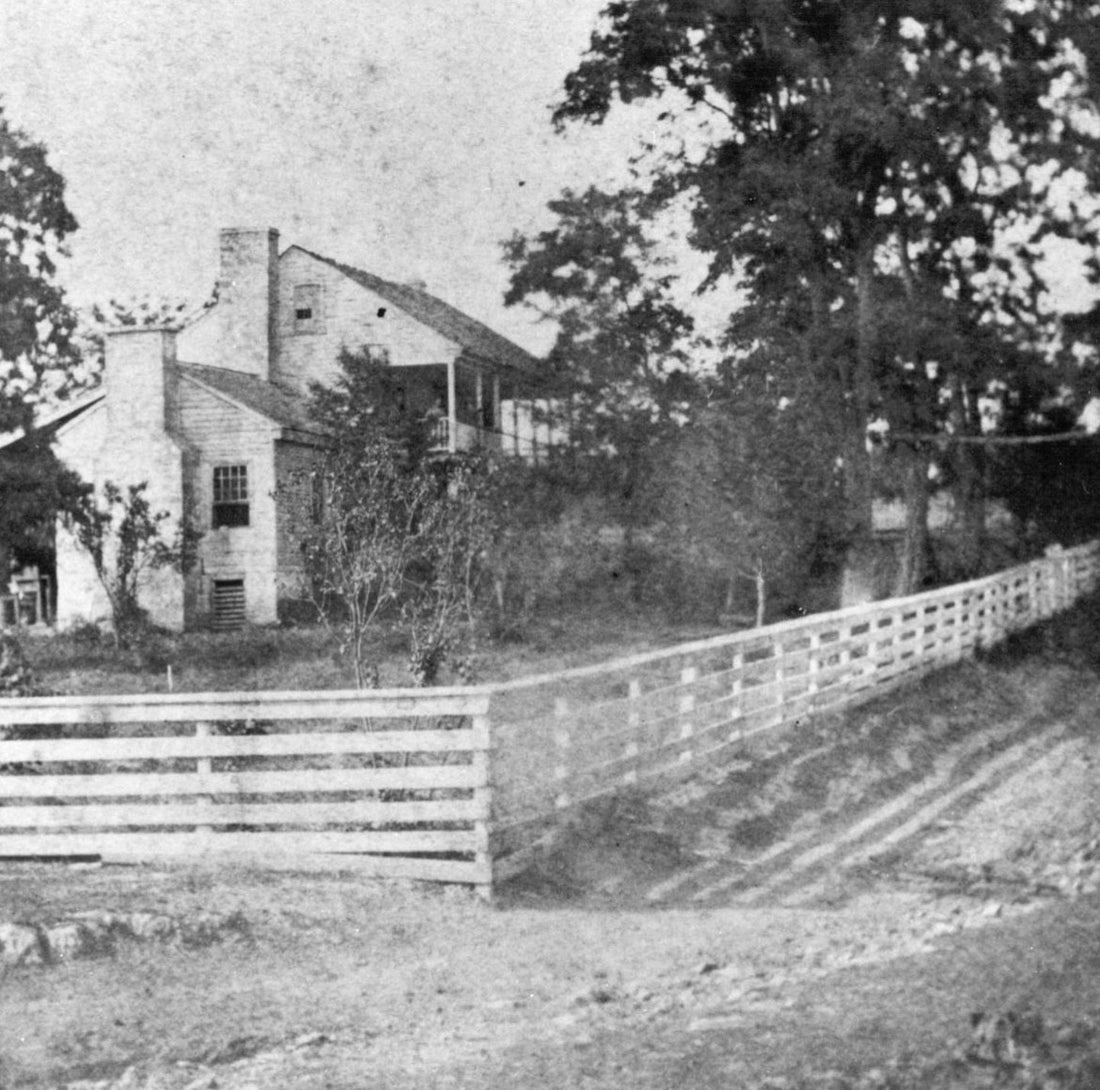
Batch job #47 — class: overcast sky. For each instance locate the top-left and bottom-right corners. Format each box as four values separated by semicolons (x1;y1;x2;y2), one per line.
0;0;666;355
2;2;1096;364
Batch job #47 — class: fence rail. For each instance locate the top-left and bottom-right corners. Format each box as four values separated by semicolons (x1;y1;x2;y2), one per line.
0;541;1097;893
0;688;493;893
486;542;1100;878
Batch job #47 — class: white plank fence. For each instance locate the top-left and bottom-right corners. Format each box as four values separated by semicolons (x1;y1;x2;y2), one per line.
0;541;1097;894
486;542;1100;879
0;689;493;894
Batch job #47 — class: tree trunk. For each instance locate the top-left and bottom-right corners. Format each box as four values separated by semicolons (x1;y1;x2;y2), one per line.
953;443;986;577
753;559;767;627
844;238;881;546
894;443;931;597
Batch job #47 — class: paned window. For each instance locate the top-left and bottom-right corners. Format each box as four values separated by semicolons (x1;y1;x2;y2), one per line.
212;465;249;528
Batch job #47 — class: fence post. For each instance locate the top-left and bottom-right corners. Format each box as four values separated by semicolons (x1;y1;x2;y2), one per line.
194;721;213;840
773;640;786;727
951;592;964;662
623;677;642;784
679;665;697;766
730;649;744;743
808;631;821;708
471;709;493;901
553;698;571;810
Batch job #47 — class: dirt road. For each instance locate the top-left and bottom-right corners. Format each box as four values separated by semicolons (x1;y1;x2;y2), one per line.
3;651;1100;1089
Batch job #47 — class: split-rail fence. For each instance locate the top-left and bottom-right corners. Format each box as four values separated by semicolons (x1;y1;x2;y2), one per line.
1;541;1097;897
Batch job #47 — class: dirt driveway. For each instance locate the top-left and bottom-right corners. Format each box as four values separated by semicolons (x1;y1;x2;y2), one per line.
3;652;1100;1089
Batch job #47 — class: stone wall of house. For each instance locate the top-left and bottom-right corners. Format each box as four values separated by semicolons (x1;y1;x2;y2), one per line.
273;247;460;396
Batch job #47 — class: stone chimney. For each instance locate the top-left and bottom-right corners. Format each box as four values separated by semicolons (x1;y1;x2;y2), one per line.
105;327;180;439
216;227;279;378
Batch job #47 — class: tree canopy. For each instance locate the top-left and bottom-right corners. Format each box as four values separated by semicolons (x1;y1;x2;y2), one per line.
0;103;79;432
542;0;1100;576
0;104;85;577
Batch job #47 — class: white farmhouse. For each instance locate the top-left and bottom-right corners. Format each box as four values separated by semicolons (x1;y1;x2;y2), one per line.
10;227;540;632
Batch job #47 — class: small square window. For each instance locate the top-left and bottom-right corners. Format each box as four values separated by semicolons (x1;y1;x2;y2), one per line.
213;465;249;528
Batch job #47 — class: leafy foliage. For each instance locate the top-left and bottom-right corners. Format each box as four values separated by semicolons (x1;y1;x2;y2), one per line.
0;104;80;431
505;186;699;599
0;106;86;576
0;432;88;570
70;481;196;648
300;347;496;687
0;632;47;699
549;0;1100;579
653;392;844;624
72;295;196;390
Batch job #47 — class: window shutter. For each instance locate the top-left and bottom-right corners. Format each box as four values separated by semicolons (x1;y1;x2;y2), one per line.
212;579;246;631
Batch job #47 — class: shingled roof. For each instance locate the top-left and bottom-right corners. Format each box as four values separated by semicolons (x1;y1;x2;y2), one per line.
179;362;324;436
297;248;539;377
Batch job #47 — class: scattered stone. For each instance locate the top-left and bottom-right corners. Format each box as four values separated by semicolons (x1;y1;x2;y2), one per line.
291;1031;328;1050
696;959;720;975
0;921;47;965
127;912;179;942
199;1035;267;1066
44;921;105;961
0;908;248;971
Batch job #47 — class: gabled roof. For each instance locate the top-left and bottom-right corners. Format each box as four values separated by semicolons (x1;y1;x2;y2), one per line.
179;362;325;437
0;388;106;452
295;248;539;376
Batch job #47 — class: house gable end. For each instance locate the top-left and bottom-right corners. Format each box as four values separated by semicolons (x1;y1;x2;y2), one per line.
274;246;462;395
288;246;537;377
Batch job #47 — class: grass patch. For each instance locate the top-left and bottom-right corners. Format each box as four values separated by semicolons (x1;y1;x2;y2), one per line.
20;604;738;695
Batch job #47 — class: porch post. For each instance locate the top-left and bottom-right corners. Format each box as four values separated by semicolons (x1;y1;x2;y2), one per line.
475;369;484;439
447;360;457;454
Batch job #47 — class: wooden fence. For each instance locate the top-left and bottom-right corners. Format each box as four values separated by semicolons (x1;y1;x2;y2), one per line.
0;541;1097;893
0;689;493;893
486;542;1100;878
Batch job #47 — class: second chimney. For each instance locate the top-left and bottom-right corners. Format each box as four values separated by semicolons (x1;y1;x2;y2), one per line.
216;227;279;378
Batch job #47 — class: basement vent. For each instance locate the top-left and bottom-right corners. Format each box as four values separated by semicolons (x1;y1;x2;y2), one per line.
211;579;245;631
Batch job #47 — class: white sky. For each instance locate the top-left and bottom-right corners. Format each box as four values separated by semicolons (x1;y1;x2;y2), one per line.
0;0;663;355
1;2;1095;364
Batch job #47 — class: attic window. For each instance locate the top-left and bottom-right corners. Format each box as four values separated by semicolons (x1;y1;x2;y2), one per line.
293;284;323;334
213;464;249;528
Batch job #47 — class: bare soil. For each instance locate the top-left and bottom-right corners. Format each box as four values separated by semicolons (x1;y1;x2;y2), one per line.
3;609;1100;1089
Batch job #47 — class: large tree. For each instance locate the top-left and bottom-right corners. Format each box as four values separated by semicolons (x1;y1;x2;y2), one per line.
0;104;83;579
547;0;1100;588
504;186;698;600
0;104;79;430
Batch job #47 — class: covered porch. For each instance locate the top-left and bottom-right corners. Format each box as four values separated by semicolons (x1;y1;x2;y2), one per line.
392;360;555;459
